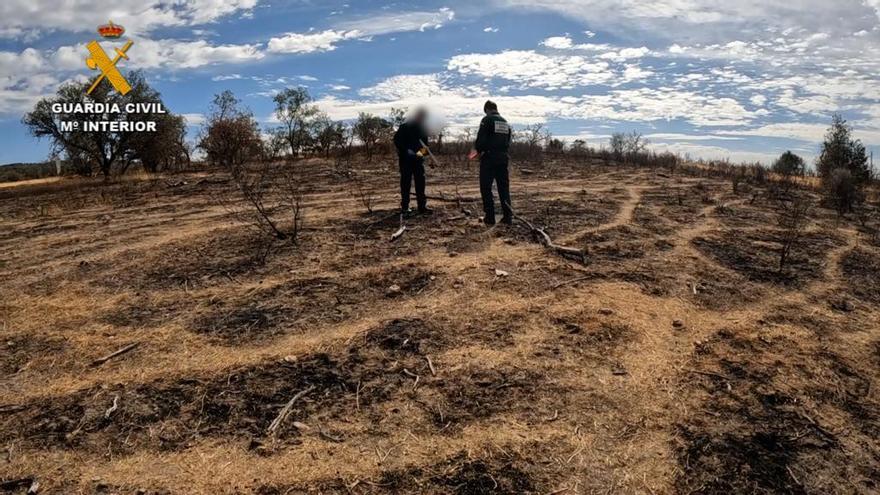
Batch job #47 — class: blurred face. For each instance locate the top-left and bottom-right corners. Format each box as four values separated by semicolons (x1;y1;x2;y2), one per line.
413;109;428;124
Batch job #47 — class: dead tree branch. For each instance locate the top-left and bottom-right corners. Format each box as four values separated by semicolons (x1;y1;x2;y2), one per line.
267;385;316;436
90;342;139;367
504;202;587;263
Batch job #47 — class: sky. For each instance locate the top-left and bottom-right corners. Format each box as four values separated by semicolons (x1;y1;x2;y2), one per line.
1;0;879;166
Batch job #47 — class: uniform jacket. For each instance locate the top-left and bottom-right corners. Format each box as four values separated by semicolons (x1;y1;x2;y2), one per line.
474;111;512;155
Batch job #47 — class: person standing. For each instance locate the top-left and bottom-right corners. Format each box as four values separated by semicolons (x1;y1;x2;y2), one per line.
393;108;432;216
474;100;512;225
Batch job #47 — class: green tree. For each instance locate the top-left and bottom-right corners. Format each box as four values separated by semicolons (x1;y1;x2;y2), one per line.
311;115;346;158
273;87;320;158
817;115;870;183
129;112;189;173
772;151;805;177
353;113;392;162
22;71;170;178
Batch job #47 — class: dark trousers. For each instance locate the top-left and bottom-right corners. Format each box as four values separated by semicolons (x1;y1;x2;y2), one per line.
479;155;512;223
399;155;426;211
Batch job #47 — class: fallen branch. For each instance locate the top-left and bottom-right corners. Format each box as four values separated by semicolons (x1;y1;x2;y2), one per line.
552;275;594;289
390;213;407;242
267;385;316;436
505;202;587;263
104;395;119;419
90;343;139;367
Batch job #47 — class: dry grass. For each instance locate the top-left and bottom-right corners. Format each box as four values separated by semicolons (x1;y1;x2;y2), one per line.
1;158;878;494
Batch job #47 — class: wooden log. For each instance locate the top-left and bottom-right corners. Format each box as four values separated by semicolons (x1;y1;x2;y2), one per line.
90;343;139;367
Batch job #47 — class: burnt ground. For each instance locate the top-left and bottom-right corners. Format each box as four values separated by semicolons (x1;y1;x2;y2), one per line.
1;159;879;494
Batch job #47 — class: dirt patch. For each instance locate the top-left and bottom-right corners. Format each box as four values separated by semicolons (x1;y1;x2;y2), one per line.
97;227;277;292
99;297;192;329
0;334;66;375
693;228;843;286
675;328;880;493
764;304;838;336
508;194;622;240
258;451;541;494
551;316;633;354
0;353;369;453
194;304;293;342
426;366;560;430
0;318;466;454
687;261;762;310
363;318;449;356
841;247;880;304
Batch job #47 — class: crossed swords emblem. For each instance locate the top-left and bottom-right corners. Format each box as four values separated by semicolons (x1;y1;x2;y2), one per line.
86;40;134;95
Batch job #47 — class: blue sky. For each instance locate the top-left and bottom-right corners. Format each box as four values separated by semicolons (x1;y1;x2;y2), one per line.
1;0;879;166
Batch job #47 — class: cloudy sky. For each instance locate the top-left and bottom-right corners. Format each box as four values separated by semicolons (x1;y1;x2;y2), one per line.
1;0;879;165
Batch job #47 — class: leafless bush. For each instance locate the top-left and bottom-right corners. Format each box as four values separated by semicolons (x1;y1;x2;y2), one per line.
352;173;378;214
223;162;305;246
775;192;812;270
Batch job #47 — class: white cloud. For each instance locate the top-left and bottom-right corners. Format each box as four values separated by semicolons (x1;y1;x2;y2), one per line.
267;30;356;54
645;133;744;141
268;8;456;54
484;27;500;33
181;113;206;125
0;0;257;37
749;94;767;106
0;38;263;114
648;141;780;164
314;74;569;128
718;122;880;145
334;7;455;35
448;50;615;89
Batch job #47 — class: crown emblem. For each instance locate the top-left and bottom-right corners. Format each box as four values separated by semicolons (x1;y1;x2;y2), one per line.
97;21;125;39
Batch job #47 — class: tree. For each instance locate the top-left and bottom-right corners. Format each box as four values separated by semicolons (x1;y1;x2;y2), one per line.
825;168;862;215
354;113;392;162
311;115;346;158
520;123;548;160
388;107;408;127
129;113;189;173
817;115;870;183
772;150;805;177
198;90;262;168
609;133;625;162
23;71;171;178
273;87;320;158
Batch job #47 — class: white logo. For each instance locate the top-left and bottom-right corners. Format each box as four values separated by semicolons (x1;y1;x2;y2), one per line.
494;121;510;134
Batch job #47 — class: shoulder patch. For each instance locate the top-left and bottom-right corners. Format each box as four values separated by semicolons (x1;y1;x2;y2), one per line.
493;121;510;134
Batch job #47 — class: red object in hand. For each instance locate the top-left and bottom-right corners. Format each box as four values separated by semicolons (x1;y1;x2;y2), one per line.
468;150;479;160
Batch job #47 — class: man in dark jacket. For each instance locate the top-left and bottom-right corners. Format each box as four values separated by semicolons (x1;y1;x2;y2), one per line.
393;108;431;216
474;100;513;225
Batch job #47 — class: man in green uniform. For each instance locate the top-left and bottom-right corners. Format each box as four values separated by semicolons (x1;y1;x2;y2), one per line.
474;100;513;225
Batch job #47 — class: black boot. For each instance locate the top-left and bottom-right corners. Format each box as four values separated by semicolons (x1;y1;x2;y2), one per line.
418;206;433;215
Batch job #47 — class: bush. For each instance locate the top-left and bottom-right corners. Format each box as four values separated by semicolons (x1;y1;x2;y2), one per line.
198;91;262;169
824;168;862;215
